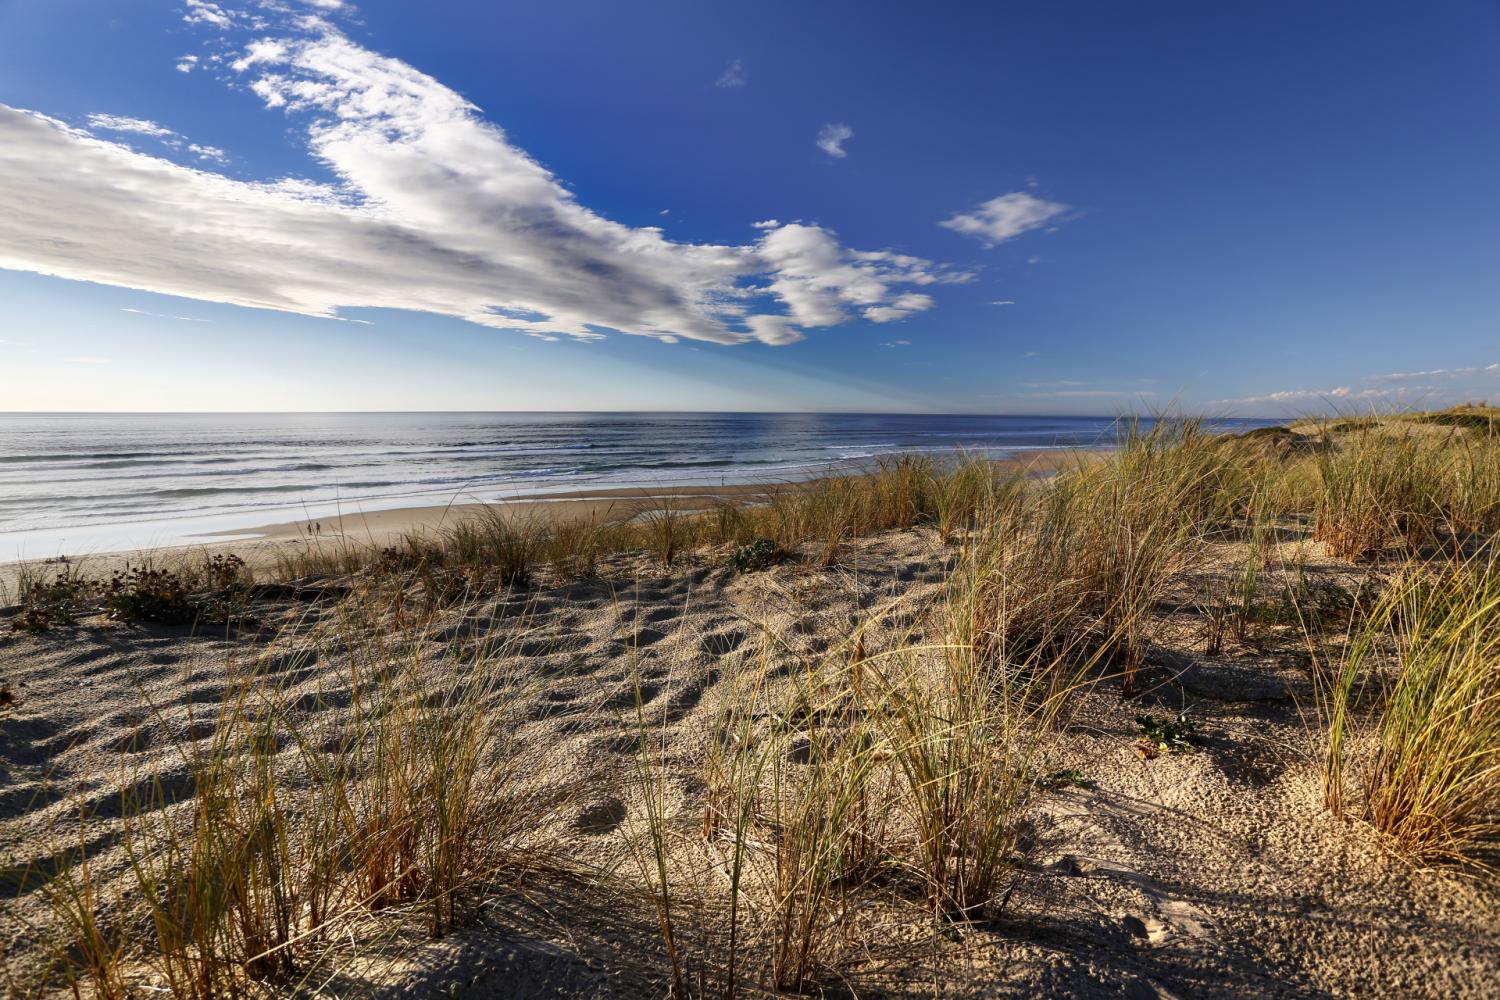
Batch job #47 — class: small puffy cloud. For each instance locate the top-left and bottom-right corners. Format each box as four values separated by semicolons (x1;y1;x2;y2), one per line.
816;123;852;159
715;58;747;88
176;54;200;73
183;0;236;28
752;219;779;230
881;339;911;348
87;114;175;137
940;192;1068;247
188;142;229;164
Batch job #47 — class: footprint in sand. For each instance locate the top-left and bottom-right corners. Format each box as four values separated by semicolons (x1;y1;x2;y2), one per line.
573;796;627;835
700;628;747;656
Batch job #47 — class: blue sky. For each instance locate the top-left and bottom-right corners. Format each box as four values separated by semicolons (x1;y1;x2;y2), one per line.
1;0;1497;415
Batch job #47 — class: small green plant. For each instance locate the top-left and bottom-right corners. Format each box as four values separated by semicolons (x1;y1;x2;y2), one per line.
730;538;777;574
1135;714;1197;756
1039;768;1086;791
9;573;93;633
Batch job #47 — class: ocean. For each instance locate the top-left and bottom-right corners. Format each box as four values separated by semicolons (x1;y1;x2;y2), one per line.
0;412;1272;558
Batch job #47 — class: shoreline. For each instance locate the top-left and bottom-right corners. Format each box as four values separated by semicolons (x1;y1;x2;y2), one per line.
0;450;1085;594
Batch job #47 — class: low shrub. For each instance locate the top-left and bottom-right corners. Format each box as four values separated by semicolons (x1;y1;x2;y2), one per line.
729;538;777;574
105;566;194;624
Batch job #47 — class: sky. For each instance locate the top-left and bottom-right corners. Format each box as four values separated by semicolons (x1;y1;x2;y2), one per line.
0;0;1497;416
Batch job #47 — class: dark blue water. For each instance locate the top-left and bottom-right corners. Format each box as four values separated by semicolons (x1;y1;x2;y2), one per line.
0;412;1271;556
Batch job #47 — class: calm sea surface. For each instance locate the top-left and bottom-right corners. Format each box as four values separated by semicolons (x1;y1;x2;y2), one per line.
0;412;1271;557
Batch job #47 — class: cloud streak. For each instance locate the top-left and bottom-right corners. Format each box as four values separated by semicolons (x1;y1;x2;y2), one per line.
0;11;958;348
1210;362;1500;409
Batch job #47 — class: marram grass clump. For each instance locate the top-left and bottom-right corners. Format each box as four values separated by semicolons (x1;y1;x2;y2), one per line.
1318;552;1500;861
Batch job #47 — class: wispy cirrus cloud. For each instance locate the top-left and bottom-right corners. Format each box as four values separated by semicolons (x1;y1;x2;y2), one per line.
86;114;176;137
1209;362;1500;410
84;113;228;163
121;307;212;323
1367;363;1500;383
816;123;853;159
0;7;963;349
715;58;747;88
940;192;1068;247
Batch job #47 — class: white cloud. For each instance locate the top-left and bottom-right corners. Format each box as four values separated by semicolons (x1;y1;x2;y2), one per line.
1212;362;1500;410
744;315;802;346
816;123;852;159
188;142;229;164
715;58;747;88
881;339;911;348
121;307;211;323
86;114;176;137
1367;363;1500;383
751;219;779;230
85;114;225;163
756;224;961;330
990;299;1016;306
177;54;200;73
940;192;1068;247
183;0;236;29
0;19;954;349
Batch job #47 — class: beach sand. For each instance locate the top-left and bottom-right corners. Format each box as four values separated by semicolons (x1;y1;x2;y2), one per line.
1;520;1496;997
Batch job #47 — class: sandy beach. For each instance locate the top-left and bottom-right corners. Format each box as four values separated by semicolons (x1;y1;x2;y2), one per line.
3;420;1500;997
3;0;1495;993
2;515;1496;996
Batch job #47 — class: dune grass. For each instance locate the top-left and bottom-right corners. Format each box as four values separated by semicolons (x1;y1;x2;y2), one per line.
25;596;582;998
1317;552;1500;862
14;407;1500;995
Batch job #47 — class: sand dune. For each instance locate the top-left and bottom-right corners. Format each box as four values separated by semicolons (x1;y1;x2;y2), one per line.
2;521;1495;997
